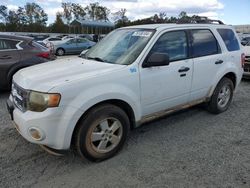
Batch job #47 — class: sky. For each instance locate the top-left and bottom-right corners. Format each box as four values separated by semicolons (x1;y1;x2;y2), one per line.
2;0;250;25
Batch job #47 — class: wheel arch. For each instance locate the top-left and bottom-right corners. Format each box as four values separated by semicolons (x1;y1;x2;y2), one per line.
70;99;137;148
7;65;29;88
223;72;237;89
208;71;237;99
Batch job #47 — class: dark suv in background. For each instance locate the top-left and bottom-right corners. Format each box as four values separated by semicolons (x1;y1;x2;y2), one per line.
0;34;55;90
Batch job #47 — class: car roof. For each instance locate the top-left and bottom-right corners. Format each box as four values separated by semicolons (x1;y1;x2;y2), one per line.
0;34;33;42
123;23;234;31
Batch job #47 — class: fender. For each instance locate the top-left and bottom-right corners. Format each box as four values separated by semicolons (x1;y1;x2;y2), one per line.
55;83;141;149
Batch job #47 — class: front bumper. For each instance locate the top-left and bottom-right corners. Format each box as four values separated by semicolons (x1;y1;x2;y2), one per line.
6;96;80;150
243;62;250;77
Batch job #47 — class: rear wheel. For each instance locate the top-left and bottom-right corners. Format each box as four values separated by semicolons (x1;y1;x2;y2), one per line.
74;104;130;162
207;77;234;114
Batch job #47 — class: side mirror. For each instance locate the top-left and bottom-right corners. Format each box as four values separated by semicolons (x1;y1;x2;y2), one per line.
79;49;88;57
142;53;170;68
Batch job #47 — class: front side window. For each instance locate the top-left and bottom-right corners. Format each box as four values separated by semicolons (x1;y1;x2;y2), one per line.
0;39;18;50
217;29;240;51
85;29;155;65
191;29;219;57
149;30;188;62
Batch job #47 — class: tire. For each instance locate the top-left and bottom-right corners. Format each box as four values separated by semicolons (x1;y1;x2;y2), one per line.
56;48;65;56
74;104;130;162
207;77;234;114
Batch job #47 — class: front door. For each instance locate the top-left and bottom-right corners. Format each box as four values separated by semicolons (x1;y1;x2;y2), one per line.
140;30;193;116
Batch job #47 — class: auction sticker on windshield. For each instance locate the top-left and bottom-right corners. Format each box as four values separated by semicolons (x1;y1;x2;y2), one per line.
132;31;152;37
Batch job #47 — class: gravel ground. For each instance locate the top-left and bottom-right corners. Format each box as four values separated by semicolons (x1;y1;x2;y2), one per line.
0;80;250;188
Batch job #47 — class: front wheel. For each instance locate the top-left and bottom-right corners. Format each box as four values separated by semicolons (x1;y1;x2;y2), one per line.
207;77;234;114
56;48;65;56
74;104;130;162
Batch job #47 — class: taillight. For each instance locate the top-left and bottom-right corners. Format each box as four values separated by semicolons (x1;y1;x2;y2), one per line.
241;53;245;68
37;52;50;59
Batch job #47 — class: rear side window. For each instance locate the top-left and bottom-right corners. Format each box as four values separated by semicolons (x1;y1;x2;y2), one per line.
217;29;240;51
191;29;219;58
150;30;188;62
31;41;48;50
76;38;88;43
0;39;18;50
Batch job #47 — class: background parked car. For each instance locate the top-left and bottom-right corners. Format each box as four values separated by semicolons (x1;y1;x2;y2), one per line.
241;36;250;46
243;41;250;77
37;36;63;46
26;34;50;42
78;34;94;41
54;38;96;56
0;34;54;90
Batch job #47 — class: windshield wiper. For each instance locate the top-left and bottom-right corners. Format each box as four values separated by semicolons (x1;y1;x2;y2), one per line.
87;57;105;62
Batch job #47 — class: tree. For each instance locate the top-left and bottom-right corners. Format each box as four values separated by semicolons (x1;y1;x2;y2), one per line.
5;10;19;31
0;5;8;23
62;2;72;25
50;12;68;33
113;8;129;27
178;11;194;23
25;3;47;25
72;3;86;20
85;2;110;21
85;3;98;20
96;6;110;21
23;3;48;32
179;11;188;19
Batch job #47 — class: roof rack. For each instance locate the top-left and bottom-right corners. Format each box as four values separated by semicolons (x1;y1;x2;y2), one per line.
177;17;224;25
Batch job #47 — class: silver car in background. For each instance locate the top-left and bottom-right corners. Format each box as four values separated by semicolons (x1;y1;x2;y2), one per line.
54;38;96;56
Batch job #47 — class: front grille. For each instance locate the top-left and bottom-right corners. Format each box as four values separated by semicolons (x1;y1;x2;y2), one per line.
245;56;250;63
244;63;250;73
11;83;28;112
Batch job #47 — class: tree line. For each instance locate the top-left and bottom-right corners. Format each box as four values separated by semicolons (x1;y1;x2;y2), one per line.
0;2;208;33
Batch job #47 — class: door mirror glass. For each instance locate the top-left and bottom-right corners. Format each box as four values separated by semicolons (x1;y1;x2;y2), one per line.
143;53;170;68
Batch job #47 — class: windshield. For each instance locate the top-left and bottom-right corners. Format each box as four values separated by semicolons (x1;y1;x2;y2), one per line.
85;28;155;65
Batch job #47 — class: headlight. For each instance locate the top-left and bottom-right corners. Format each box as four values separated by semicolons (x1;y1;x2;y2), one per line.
27;91;61;112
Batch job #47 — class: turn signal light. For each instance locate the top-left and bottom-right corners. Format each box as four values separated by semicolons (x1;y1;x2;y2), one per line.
241;53;245;68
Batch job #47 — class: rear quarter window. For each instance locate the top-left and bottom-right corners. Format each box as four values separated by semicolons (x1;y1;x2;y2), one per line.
217;29;240;52
0;39;19;50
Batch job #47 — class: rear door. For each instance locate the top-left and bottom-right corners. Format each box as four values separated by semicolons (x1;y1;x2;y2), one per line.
0;39;21;64
189;29;223;101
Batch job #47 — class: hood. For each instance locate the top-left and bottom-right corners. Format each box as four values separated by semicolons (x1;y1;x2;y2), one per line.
13;56;126;91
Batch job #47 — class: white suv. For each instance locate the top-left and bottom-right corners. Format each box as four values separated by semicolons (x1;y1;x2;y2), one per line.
7;23;244;161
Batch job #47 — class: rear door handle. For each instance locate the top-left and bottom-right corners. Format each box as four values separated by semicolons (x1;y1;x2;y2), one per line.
178;67;190;73
0;55;11;60
215;60;223;64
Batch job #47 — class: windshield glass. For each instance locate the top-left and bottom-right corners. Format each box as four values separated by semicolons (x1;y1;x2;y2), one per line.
85;28;155;65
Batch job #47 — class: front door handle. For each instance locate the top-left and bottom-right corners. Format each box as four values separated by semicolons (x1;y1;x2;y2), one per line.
215;60;223;64
178;67;190;73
